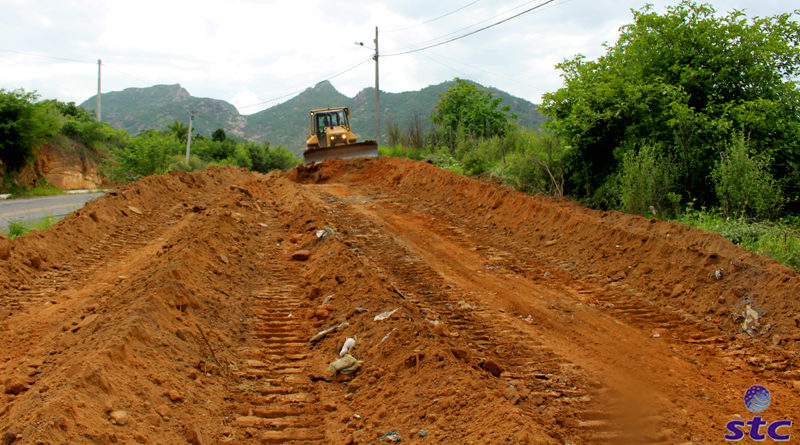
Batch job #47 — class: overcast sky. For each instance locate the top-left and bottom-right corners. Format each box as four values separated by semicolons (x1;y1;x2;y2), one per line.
0;0;794;115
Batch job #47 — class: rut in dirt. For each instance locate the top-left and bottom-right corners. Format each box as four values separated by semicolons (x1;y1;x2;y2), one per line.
0;159;799;444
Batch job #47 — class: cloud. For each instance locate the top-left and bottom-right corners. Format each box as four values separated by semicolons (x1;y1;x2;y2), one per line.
0;0;795;113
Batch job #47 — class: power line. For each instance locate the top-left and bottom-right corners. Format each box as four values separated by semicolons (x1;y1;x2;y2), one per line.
237;56;374;110
384;0;483;33
384;0;558;56
0;48;93;64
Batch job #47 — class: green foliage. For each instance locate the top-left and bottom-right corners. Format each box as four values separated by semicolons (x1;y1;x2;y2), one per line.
105;129;181;182
432;79;516;143
499;130;567;197
168;154;205;172
9;181;63;198
245;143;299;173
616;144;681;217
540;2;800;211
0;89;60;171
168;120;189;144
680;209;800;270
212;128;226;142
5;214;62;239
712;135;783;219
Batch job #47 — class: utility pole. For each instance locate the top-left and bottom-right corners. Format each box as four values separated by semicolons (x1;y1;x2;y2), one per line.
96;59;102;121
185;111;194;165
374;26;380;146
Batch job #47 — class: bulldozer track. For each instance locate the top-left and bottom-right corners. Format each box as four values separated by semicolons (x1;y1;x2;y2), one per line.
223;222;325;444
3;161;799;444
322;190;674;443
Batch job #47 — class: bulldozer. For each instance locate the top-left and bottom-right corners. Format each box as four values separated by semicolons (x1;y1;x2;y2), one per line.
303;107;378;163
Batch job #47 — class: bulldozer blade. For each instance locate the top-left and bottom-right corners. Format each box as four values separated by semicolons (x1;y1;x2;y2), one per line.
303;141;378;164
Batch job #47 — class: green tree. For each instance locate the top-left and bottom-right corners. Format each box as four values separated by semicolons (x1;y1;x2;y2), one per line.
712;135;783;219
212;128;226;142
106;129;181;182
167;120;189;143
432;78;516;144
0;89;60;171
540;2;800;211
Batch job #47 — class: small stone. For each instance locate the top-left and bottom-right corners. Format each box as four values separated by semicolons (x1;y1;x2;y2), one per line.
155;404;171;418
183;423;205;445
480;360;502;378
109;410;129;426
3;379;28;395
291;250;311;261
145;413;162;427
166;390;183;402
792;380;800;390
312;307;329;320
133;433;147;444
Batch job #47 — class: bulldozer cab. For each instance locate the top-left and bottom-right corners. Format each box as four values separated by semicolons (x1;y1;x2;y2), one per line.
313;109;348;136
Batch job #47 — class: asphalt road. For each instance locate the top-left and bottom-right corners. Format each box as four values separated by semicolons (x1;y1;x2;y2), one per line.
0;193;104;233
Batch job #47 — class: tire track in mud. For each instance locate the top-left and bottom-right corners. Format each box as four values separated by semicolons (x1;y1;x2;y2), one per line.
224;220;326;444
319;191;674;444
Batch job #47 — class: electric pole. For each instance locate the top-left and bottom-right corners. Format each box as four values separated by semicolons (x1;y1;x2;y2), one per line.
374;26;380;146
185;111;194;165
96;59;102;121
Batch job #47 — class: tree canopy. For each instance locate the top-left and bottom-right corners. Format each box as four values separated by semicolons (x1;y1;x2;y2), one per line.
432;78;516;140
540;1;800;211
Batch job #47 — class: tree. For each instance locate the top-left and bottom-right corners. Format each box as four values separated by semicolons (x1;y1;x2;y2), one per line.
212;128;226;142
432;78;516;143
0;89;60;171
540;2;800;211
167;120;189;143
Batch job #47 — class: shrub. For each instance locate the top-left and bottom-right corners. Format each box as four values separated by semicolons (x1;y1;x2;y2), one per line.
712;135;783;219
616;144;680;217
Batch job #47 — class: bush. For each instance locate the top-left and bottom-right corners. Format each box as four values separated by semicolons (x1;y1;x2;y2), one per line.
0;89;60;171
712;135;783;219
499;129;566;197
616;144;680;217
680;209;800;270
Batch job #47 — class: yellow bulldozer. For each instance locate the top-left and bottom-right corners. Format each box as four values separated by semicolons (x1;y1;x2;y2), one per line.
303;107;378;163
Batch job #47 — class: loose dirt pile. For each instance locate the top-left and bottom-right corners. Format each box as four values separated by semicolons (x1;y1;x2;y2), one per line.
1;158;798;444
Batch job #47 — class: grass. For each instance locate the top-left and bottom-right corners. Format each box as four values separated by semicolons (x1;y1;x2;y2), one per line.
5;214;63;239
678;209;800;270
7;182;65;199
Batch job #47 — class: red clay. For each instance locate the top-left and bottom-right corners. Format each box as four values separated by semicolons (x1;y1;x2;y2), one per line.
1;158;798;444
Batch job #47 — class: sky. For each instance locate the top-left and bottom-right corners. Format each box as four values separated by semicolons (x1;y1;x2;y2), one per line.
0;0;794;115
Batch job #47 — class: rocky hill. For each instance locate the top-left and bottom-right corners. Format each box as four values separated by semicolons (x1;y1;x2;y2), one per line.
81;80;545;154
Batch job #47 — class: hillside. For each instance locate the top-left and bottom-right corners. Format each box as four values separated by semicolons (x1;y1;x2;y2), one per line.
81;80;545;154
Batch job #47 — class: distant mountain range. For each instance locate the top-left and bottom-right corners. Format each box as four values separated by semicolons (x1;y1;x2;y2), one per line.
80;80;545;154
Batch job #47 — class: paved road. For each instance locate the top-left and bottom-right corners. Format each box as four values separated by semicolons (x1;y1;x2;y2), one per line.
0;193;104;233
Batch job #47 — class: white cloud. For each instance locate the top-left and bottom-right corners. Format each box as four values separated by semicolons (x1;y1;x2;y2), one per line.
0;0;795;114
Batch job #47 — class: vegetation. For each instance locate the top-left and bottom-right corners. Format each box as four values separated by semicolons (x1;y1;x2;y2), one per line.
5;215;63;239
377;2;800;269
679;209;800;270
539;1;800;213
0;89;301;192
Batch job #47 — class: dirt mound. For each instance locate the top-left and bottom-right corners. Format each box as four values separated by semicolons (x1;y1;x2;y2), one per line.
2;159;799;444
298;157;800;350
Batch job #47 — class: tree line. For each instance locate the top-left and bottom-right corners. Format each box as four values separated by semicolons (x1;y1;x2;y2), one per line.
381;1;800;268
0;89;299;188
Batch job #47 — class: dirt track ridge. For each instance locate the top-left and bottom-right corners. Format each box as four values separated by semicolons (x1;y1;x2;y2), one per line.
1;159;799;444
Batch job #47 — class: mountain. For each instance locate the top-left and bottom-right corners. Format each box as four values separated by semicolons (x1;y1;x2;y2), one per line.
81;80;545;155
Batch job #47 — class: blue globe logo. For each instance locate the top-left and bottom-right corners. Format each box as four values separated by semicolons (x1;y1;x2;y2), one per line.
744;385;771;413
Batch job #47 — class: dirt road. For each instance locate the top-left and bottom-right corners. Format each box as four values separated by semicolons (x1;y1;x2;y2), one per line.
0;159;798;444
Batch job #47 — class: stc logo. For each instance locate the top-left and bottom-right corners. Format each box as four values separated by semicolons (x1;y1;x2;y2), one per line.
725;385;792;441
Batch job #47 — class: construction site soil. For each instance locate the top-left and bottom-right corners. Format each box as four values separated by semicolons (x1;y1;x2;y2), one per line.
1;157;799;444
